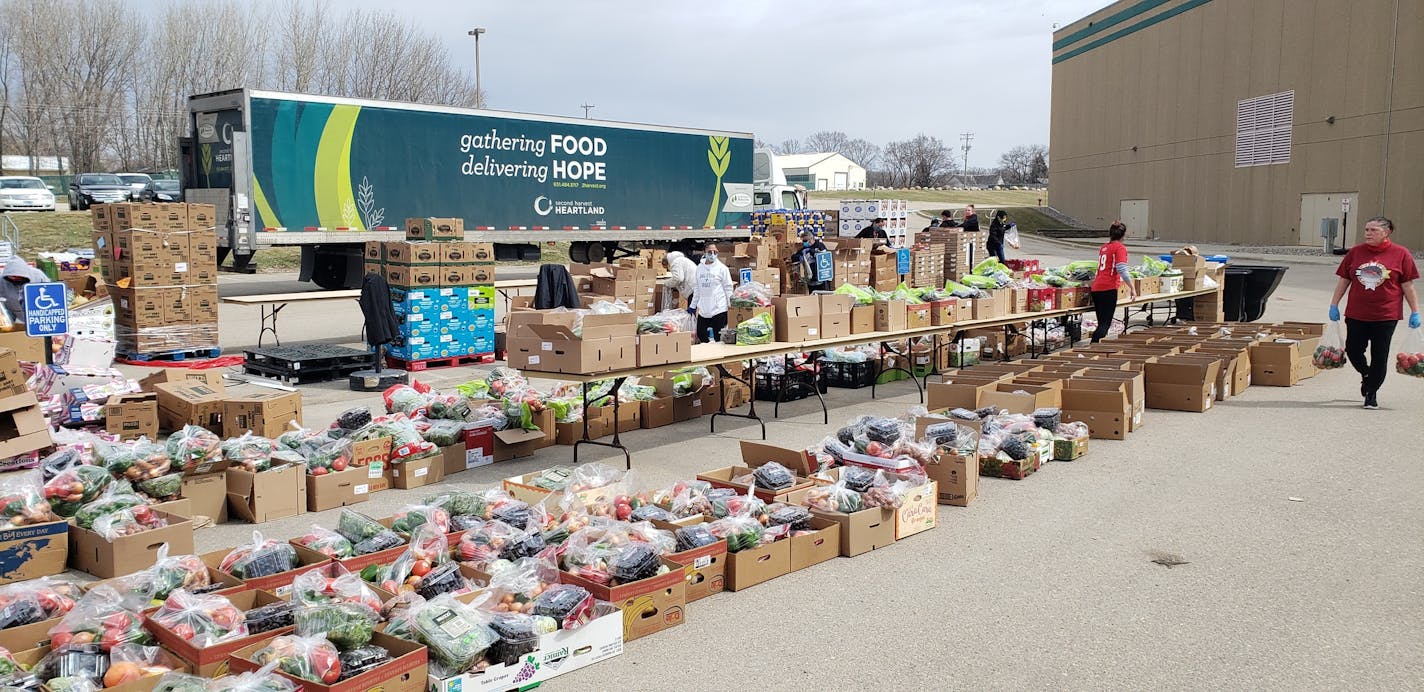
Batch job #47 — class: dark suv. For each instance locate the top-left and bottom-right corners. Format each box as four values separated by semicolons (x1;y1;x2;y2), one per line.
67;173;130;210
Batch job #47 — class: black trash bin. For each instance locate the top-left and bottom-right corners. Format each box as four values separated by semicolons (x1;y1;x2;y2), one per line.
1222;268;1252;321
1232;264;1289;321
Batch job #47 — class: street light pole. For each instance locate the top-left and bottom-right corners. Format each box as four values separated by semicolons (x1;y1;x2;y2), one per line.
467;27;486;104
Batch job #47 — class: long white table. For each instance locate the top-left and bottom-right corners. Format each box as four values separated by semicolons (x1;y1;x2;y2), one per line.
518;287;1219;468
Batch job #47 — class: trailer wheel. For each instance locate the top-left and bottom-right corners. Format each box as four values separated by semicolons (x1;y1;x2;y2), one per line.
568;242;590;264
311;252;349;290
587;241;608;263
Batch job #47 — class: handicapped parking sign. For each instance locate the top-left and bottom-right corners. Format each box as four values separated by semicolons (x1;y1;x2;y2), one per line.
740;268;753;284
815;250;833;282
23;283;68;338
896;248;911;275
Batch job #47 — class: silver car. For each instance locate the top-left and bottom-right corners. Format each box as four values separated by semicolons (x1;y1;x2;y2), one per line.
0;176;56;211
117;173;153;201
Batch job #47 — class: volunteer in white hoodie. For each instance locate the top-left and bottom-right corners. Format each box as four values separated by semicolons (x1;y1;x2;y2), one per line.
663;250;698;311
692;244;734;343
1;256;54;324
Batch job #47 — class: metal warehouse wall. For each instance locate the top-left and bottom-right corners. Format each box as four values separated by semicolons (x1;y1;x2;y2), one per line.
1049;0;1423;249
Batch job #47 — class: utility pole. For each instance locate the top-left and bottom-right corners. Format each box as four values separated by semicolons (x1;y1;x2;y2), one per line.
959;132;974;177
580;103;595;118
467;27;487;105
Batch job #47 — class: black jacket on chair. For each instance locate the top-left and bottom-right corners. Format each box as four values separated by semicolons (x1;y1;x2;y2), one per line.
534;264;581;309
360;272;401;347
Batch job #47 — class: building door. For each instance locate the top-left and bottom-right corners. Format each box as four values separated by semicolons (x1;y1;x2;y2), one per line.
833;172;848;191
1299;193;1358;248
1119;199;1149;237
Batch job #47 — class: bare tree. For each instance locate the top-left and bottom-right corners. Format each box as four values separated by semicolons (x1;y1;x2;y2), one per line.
998;144;1048;184
882;134;954;188
840;138;880;170
0;14;12;172
803;130;849;154
775;139;803;155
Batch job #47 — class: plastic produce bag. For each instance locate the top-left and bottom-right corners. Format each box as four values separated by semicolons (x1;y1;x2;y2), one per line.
48;585;152;651
93;505;166;540
336;645;391;681
293;525;355;559
292;566;383;613
245;600;296;635
674;524;718;551
379;592;424;640
336;509;404;553
151;590;247;647
735;312;773;345
378;524;453;595
529;585;595;631
390;503;451;538
221;433;275;473
43;465;112;517
136;472;183;503
804;479;864;514
152;672;212;692
729;281;772;308
833;283;876;305
1397;327;1424;378
707;513;765;552
0;577;81;628
0;470;57;529
97;437;171;482
637;309;695;334
164;425;221;474
253;634;343;684
409;595;498;672
208;661;300;692
294;602;377;651
1032;407;1062;430
767;505;812;531
1308;321;1347;370
751;461;796;491
420;420;466;448
220;532;298;579
455;521;521;571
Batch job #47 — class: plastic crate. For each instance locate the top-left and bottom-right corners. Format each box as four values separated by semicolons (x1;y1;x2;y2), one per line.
754;368;826;401
819;360;877;389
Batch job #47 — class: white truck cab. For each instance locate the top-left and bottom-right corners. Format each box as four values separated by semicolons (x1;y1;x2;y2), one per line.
752;148;806;211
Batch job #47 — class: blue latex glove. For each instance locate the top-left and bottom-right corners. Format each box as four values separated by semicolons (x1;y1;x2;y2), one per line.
1410;312;1421;329
1328;305;1341;321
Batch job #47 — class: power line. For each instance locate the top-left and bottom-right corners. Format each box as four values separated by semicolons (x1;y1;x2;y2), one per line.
959;132;974;176
580;103;595;118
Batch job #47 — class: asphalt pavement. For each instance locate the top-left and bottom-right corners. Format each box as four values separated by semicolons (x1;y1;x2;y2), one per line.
110;238;1424;690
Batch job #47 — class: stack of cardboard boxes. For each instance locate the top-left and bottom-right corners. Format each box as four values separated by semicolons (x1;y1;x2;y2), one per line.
918;227;986;281
871;252;899;291
836;200;908;239
362;218;497;362
829;239;871;288
910;244;946;288
571;263;658;315
92;203;219;355
506;307;692;374
1172;254;1228;321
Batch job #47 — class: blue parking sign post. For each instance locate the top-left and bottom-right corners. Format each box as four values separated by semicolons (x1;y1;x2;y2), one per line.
24;283;67;365
740;268;753;284
814;251;834;284
896;248;911;276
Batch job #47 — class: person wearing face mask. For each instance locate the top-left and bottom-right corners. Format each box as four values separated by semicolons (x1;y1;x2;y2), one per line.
1329;216;1420;410
693;244;734;343
1;256;55;324
790;230;831;292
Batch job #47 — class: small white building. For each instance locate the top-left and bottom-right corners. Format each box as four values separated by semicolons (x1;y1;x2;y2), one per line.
1;155;70;175
777;153;866;191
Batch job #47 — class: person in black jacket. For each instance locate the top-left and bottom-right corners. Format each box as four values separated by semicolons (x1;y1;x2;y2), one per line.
856;218;889;240
987;209;1009;262
959;204;980;233
938;210;959;228
790;230;832;292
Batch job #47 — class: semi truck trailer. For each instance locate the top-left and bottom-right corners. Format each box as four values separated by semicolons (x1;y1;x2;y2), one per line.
180;89;798;289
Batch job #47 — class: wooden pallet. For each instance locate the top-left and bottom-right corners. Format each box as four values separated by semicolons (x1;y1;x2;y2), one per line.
385;352;495;371
115;346;223;362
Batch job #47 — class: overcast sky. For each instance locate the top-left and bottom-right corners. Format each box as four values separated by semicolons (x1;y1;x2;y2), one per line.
340;0;1108;166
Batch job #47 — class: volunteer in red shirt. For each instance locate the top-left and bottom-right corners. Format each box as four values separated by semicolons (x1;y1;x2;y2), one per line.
1089;221;1137;342
1329;216;1420;409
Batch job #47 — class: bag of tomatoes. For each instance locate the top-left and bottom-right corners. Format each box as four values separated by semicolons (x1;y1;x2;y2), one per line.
164;425;222;474
291;565;383;614
43;465;112;518
1396;327;1424;378
0;576;83;630
151;590;247;648
47;585;152;651
383;524;453;595
388;503;450;539
1313;320;1348;370
101;644;181;688
292;525;354;559
254;634;342;684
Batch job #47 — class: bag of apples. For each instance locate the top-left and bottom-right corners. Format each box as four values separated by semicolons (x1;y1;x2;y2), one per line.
1395;327;1424;378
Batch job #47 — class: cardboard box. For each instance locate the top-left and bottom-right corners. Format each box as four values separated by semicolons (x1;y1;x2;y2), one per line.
0;392;52;462
979;382;1062;414
490;409;555;462
390;454;446;489
384;263;442;288
641;396;675;429
655;521;728;601
788;517;841;571
509;314;637;375
726;306;770;328
1060;379;1130;440
223;391;302;439
307;466;372;511
1250;340;1302;387
69;511;194;578
559;557;686;641
382;241;441;265
809;503;896;557
906;304;932;329
1077;369;1146;432
874;299;907;331
925;451;978;506
405;217;463;241
427;603;622;692
1144;358;1220;412
0;333;44;365
230;631;427;692
146;589;292;676
181;471;229;524
773;295;820;342
0;519;69;585
140;369;224;392
155;381;226;434
926;376;1004;411
635;331;692;367
737;440;818;477
892;477;938;539
696;464;815;503
850;304;875;333
1053;433;1089;461
724;537;791;591
226;463;306;522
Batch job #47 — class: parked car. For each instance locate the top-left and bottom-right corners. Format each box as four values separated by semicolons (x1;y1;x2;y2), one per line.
138;179;183;203
68;173;130;210
0;176;57;212
116;173;153;200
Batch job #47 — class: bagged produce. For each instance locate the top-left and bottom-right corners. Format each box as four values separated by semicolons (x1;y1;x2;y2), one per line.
165;426;222;474
136;473;183;503
389;503;451;538
0;470;57;529
422;488;487;519
92;505;167;540
208;661;300;692
636;309;695;335
252;634;342;684
152;672;211;692
804;479;864;514
245;600;297;635
48;585;152;651
151;590;247;647
336;510;405;555
1396;327;1424;378
100;644;180;687
409;595;498;672
379;592;424;640
0;577;81;629
294;603;377;651
292;566;383;613
674;524;718;551
380;524;453;595
420;420;466;448
293;525;355;559
43;465;112;517
456;521;522;571
751;461;796;491
220;532;298;579
736;313;774;345
1313;321;1348;370
528;585;595;631
729;281;772;308
221;433;276;473
98;438;171;482
767;505;812;531
606;543;662;584
336;645;391;681
303;437;352;477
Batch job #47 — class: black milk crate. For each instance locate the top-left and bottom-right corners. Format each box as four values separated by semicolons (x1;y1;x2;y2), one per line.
819;360;877;389
754;368;826;402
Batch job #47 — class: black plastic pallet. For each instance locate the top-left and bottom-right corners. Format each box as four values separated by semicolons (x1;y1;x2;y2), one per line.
243;360;362;385
116;346;222;362
245;345;373;372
